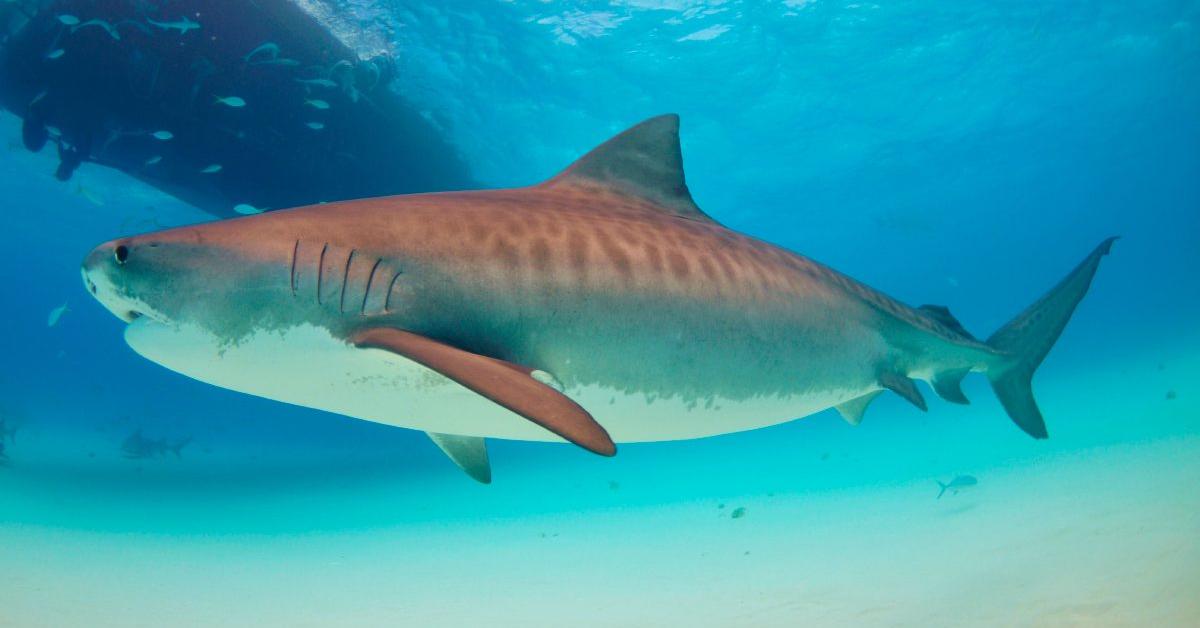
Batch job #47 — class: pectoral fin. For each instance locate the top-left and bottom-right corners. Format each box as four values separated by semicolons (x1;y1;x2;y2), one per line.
427;432;491;484
352;328;616;456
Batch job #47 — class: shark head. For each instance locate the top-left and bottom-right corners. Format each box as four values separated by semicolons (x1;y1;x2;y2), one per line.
81;218;298;337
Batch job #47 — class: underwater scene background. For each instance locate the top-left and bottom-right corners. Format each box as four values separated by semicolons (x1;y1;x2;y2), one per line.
1;1;1198;626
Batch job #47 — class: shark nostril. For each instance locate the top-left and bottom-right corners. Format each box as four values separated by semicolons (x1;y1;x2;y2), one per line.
114;245;129;264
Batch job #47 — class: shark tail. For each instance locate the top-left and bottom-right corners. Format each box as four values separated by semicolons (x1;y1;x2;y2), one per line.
936;481;948;500
984;237;1118;439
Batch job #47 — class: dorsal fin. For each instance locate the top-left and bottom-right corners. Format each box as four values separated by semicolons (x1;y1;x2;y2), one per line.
543;114;719;225
918;304;976;340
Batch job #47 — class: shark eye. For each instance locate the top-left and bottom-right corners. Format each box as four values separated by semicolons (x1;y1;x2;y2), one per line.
114;245;129;264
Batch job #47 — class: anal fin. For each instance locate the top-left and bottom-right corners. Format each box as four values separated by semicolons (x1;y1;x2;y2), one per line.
427;432;491;484
835;391;883;426
931;368;971;405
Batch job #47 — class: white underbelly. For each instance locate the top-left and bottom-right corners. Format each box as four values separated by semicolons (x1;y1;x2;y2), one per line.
124;320;866;443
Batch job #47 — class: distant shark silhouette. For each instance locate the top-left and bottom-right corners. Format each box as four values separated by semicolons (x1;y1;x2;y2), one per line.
82;115;1116;483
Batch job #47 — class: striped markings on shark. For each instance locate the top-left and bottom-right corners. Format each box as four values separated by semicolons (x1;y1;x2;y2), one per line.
81;115;1117;483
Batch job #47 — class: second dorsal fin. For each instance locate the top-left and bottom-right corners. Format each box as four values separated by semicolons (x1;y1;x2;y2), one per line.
542;114;719;225
918;304;976;340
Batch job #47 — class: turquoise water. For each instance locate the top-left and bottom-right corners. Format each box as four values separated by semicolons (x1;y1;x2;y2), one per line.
2;1;1198;625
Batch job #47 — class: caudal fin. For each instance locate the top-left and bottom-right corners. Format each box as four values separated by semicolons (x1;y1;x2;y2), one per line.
986;237;1118;438
936;481;948;500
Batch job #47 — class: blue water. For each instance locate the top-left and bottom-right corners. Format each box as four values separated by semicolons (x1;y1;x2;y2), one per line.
1;2;1198;625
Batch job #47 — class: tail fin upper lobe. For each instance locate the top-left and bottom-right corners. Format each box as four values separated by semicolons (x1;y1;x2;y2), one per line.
986;237;1118;438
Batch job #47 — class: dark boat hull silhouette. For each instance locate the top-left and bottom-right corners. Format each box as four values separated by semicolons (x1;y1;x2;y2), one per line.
0;0;473;216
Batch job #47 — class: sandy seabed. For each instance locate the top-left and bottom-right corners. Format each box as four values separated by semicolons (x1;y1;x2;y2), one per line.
0;433;1196;627
2;340;1198;627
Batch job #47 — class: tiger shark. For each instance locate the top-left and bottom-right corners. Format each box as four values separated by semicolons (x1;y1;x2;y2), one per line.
82;115;1115;482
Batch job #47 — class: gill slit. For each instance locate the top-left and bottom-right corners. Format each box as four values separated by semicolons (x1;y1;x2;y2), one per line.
384;271;403;313
289;240;299;297
361;258;383;316
339;249;356;313
316;243;328;305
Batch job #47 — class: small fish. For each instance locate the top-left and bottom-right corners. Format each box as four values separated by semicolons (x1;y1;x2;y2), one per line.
57;15;80;26
200;164;222;174
233;203;264;215
29;90;47;107
214;96;246;108
1166;390;1177;400
254;58;299;67
304;99;330;110
75;184;104;206
147;17;200;34
305;122;325;130
45;125;62;137
151;130;173;141
731;507;747;519
936;475;978;499
144;155;162;166
46;49;66;60
295;78;338;89
72;19;120;40
47;302;69;327
244;42;280;62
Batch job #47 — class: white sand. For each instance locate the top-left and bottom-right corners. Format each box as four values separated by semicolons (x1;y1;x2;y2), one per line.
1;434;1196;627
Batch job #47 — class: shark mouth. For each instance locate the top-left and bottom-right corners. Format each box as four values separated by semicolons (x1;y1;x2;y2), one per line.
81;268;161;325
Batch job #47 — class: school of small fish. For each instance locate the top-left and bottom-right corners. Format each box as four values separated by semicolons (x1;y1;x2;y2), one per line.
37;12;362;217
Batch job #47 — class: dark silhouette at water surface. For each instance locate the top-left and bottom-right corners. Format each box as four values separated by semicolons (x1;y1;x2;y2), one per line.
0;0;472;217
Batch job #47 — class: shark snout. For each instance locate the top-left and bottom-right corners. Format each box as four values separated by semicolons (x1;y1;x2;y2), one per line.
83;239;116;272
82;239;143;323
